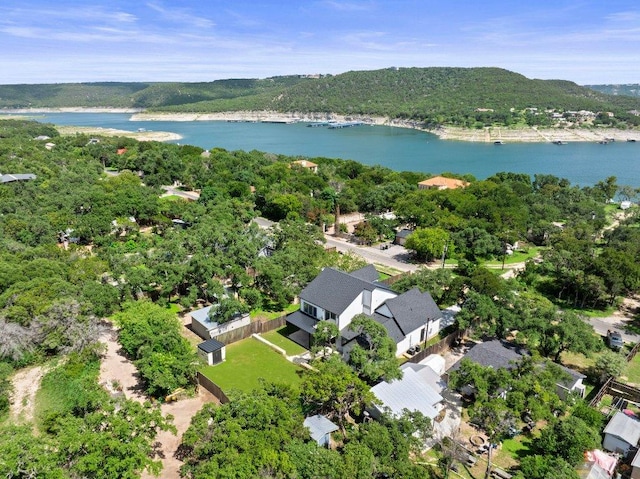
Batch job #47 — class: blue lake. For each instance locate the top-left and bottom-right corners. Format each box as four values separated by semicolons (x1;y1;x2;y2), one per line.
22;112;640;187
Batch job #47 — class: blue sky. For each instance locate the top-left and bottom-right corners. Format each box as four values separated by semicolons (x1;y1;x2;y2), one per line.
1;1;639;85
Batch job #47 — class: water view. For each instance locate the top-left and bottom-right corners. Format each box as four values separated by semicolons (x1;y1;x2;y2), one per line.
24;112;640;187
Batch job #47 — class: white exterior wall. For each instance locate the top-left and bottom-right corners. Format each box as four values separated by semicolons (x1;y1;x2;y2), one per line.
371;288;397;311
603;434;633;454
206;314;251;338
337;293;365;330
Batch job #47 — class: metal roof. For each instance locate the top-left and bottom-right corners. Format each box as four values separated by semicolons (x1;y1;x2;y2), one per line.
371;367;443;420
0;173;36;183
604;412;640;447
198;338;225;353
304;415;339;442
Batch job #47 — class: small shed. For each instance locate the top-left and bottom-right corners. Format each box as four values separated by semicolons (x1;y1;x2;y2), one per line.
304;414;339;447
603;411;640;454
419;354;446;376
394;228;413;246
197;338;226;365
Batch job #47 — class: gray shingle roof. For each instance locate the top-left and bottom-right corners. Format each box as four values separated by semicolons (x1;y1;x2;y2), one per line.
349;264;380;282
372;312;405;343
300;267;375;315
449;339;528;372
378;288;442;336
604;412;640;447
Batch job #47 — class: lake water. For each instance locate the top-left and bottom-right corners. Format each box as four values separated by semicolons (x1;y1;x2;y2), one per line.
21;112;640;187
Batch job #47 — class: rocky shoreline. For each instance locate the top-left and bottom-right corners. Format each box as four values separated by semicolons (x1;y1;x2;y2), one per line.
3;108;640;143
131;110;640;143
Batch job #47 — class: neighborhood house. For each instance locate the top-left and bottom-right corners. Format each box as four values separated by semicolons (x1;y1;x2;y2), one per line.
286;265;442;355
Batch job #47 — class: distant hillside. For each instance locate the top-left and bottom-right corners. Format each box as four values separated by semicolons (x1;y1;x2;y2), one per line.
586;84;640;98
2;68;640;127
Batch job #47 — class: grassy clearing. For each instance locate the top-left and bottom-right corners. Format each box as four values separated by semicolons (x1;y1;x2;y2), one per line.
625;353;640;386
200;337;303;393
560;351;597;375
262;326;307;356
251;303;298;321
35;355;102;426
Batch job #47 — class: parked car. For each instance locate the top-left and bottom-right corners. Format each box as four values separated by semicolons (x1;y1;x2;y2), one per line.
607;330;623;351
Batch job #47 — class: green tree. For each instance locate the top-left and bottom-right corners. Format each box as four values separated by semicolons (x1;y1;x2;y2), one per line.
536;416;600;466
404;227;450;262
515;455;580;479
301;355;375;434
347;314;402;383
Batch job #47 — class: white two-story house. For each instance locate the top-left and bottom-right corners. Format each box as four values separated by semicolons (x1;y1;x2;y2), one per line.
286;265;442;355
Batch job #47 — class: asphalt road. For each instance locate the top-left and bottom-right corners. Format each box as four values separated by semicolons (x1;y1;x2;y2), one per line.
587;316;640;344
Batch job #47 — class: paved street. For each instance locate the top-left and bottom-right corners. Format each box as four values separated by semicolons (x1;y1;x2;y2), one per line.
324;235;421;273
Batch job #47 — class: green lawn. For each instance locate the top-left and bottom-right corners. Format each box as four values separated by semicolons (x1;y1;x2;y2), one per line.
200;337;303;393
262;326;308;356
625;353;640;386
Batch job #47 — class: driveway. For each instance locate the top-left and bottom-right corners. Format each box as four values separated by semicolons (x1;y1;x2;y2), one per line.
586;296;640;345
324;235;420;273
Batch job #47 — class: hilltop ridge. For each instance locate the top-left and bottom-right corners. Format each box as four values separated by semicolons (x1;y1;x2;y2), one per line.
1;67;639;128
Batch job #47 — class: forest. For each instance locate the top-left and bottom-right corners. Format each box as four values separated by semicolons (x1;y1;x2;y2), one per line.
2;68;640;128
1;117;640;478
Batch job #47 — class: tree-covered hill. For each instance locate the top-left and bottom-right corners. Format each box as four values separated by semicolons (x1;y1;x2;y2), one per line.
1;68;640;126
586;84;640;98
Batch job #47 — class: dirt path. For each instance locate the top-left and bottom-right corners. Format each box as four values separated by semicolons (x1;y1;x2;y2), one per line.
10;365;47;422
99;322;217;479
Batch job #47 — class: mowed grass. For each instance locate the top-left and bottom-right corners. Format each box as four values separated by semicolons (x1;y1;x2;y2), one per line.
200;337;303;393
625;353;640;386
262;326;307;356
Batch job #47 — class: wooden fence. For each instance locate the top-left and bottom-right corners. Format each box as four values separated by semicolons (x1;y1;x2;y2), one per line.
589;341;640;407
381;271;412;287
408;328;468;364
197;371;229;404
213;315;287;344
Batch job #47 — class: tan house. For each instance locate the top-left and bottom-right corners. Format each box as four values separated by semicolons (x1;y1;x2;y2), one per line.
291;160;318;173
418;176;469;190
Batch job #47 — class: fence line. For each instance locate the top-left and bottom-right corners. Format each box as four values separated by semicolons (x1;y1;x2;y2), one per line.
196;372;229;404
213;315;287;344
589;341;640;408
408;328;468;364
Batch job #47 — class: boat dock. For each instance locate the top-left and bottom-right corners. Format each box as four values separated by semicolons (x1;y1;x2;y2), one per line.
328;121;365;129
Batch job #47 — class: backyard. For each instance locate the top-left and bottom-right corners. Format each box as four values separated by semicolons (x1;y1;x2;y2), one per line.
200;335;304;394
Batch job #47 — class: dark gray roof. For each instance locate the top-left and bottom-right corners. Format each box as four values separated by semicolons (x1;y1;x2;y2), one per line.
373;313;405;343
287;310;318;334
378;288;442;337
198;338;225;353
450;339;528;372
300;267;376;315
396;228;413;239
349;264;380;282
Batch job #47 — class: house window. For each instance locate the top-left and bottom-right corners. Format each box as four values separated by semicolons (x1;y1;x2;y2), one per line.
324;311;336;321
302;302;318;318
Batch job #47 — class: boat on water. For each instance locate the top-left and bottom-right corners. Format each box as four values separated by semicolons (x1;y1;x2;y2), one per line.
597;140;608;145
552;139;567;145
627;139;637;143
494;140;504;145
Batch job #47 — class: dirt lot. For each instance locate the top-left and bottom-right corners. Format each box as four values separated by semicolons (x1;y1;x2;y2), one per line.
99;323;217;479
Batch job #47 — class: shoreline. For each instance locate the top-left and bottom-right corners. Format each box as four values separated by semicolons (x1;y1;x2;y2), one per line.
54;125;182;143
3;107;640;143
